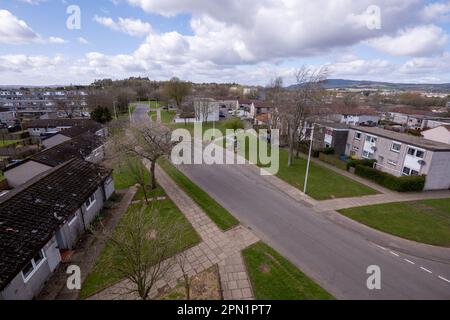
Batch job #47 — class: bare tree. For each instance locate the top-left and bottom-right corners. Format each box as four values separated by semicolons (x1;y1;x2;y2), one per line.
194;98;214;123
124;156;151;205
178;102;195;125
174;251;193;300
266;77;284;131
279;67;327;167
108;205;183;300
162;77;192;108
110;121;174;190
53;97;78;118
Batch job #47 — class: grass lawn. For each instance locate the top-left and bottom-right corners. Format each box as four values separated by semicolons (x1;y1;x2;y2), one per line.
339;199;450;247
171;121;231;137
243;242;334;300
149;110;177;124
112;161;151;190
275;148;378;200
0;140;18;147
238;138;378;201
158;157;239;231
80;199;201;298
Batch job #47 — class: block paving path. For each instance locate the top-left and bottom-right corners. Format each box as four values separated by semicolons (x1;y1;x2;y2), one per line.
89;162;259;300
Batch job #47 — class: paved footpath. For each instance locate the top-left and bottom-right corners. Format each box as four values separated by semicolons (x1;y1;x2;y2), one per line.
89;161;259;300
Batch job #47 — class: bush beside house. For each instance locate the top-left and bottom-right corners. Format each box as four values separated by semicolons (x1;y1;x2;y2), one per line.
355;165;426;192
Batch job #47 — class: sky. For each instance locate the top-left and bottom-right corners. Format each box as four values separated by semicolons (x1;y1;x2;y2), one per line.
2;0;450;86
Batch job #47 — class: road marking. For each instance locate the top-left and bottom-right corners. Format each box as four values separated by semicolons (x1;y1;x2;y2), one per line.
390;251;399;257
376;245;387;251
420;267;432;274
438;276;450;284
404;259;415;265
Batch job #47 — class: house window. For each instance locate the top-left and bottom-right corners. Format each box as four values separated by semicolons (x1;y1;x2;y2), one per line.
365;135;377;143
85;193;96;210
407;147;426;159
391;142;402;153
68;214;78;226
402;166;420;176
355;132;362;140
21;249;46;282
388;160;397;166
362;151;374;159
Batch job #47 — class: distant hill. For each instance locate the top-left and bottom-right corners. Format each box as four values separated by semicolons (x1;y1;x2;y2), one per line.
288;79;450;92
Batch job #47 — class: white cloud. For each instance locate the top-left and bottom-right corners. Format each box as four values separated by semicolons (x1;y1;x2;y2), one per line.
78;37;89;44
94;16;152;37
0;10;39;44
16;0;47;5
0;10;67;45
123;0;430;65
368;25;448;57
48;36;67;44
421;1;450;21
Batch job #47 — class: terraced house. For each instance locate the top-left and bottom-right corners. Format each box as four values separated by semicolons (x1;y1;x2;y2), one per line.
0;159;115;300
346;126;450;191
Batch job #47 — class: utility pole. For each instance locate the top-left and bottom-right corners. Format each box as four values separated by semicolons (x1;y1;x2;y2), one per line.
304;123;315;195
113;101;118;120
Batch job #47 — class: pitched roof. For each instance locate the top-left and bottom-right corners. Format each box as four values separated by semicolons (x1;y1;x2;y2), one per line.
22;119;99;130
0;159;112;290
351;126;450;151
32;133;103;167
3;132;104;172
42;122;103;140
255;113;269;123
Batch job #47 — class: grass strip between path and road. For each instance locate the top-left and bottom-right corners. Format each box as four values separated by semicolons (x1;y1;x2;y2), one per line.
339;198;450;247
158;157;239;231
243;242;334;300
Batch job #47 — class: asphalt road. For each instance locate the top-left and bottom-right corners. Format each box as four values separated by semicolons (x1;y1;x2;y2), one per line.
132;104;151;122
179;157;450;300
134;106;450;300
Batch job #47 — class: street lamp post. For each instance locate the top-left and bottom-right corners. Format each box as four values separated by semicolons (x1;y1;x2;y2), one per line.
303;123;315;194
113;101;118;120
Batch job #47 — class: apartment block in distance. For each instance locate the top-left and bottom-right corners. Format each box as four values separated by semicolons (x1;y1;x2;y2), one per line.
346;126;450;191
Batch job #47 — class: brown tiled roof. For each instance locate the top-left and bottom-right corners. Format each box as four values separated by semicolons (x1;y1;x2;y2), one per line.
256;113;269;122
0;159;112;290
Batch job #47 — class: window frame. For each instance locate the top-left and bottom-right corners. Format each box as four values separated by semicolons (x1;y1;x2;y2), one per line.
355;132;362;141
390;142;402;153
21;249;47;283
85;193;97;210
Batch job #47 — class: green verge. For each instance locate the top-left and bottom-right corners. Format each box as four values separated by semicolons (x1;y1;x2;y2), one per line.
80;199;201;299
243;242;334;300
112;159;152;190
158;158;239;231
339;199;450;247
239;138;378;200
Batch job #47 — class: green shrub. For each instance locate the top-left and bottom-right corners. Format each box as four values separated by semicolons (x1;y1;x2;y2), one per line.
355;165;426;192
347;159;377;170
321;147;335;155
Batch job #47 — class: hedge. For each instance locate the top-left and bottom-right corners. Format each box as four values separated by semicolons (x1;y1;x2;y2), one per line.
347;159;377;170
354;165;426;192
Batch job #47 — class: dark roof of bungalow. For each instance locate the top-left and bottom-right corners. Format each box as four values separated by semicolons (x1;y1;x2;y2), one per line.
0;159;111;290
